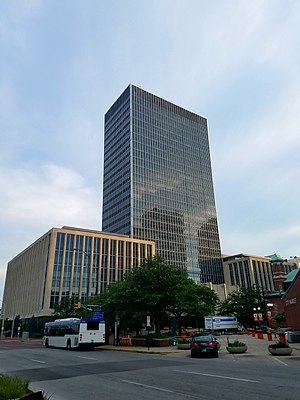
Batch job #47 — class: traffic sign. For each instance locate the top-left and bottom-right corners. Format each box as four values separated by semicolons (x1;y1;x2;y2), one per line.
92;311;104;321
147;315;151;327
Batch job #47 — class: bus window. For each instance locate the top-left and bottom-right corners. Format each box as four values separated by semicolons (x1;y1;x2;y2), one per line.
86;322;99;330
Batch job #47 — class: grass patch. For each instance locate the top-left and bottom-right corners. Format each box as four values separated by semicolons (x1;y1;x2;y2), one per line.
0;374;29;399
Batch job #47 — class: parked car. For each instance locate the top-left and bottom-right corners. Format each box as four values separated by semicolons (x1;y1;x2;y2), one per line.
190;334;219;358
279;327;293;333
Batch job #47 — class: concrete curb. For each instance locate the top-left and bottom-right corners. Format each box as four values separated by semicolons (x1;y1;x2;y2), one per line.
99;334;300;355
100;345;183;354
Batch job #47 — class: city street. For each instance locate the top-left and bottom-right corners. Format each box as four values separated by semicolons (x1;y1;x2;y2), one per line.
1;335;300;399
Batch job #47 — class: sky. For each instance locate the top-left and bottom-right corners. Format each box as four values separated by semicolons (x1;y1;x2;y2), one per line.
1;0;300;300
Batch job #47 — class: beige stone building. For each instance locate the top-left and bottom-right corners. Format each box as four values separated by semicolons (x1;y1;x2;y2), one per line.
3;226;155;319
223;253;274;293
202;282;237;302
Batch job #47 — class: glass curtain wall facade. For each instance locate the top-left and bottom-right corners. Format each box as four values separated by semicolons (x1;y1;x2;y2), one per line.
50;228;155;308
2;226;155;319
103;84;224;284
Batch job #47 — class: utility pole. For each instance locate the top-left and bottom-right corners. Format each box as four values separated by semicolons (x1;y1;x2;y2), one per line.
73;248;91;318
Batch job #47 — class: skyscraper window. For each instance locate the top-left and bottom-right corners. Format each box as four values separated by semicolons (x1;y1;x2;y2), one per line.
102;84;224;284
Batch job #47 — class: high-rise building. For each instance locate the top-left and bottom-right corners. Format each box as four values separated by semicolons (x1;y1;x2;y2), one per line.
102;84;224;284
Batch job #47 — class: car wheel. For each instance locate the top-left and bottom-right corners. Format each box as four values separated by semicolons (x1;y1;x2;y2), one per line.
191;352;196;358
212;352;219;358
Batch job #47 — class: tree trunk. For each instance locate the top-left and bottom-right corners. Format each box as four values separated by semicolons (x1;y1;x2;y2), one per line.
177;315;182;336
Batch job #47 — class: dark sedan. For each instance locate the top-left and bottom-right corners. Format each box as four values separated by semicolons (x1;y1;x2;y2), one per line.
190;334;219;358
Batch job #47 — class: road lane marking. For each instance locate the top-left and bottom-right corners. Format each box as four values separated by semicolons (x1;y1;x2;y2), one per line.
122;380;173;393
30;359;46;364
121;380;205;399
273;357;288;366
78;356;98;360
174;370;259;383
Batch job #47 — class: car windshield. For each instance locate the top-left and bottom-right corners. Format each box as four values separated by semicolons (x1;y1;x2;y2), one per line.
194;335;212;341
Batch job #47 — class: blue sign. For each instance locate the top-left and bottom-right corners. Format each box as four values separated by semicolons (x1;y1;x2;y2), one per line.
92;311;104;321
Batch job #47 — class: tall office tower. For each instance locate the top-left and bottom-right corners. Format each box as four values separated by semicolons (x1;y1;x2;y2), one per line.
102;84;224;284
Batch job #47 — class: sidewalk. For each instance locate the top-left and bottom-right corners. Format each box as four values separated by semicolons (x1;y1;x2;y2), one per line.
99;334;300;355
2;334;300;355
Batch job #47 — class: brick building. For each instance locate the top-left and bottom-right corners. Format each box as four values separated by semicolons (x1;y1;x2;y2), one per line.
283;269;300;330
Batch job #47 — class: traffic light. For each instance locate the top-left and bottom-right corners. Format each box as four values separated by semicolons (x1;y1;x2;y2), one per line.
75;301;81;309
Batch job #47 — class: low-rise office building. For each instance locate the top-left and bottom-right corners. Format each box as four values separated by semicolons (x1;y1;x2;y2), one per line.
223;253;274;292
3;226;155;319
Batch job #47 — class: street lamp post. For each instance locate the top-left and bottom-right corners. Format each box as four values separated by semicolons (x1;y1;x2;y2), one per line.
253;307;262;328
257;307;262;328
73;248;91;318
11;315;16;339
267;303;274;327
253;307;257;327
0;301;5;339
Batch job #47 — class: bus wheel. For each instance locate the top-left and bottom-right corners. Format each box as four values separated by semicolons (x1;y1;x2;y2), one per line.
66;340;72;350
45;339;49;348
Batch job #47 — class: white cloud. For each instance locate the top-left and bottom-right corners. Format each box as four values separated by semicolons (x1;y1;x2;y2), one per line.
0;164;100;228
1;0;300;300
214;77;300;182
221;222;300;258
152;0;300;112
0;0;44;54
0;164;100;299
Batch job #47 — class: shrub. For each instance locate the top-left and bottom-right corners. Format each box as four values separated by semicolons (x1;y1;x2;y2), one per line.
177;338;190;344
0;374;29;399
227;340;246;347
273;311;286;323
268;341;290;349
31;332;43;338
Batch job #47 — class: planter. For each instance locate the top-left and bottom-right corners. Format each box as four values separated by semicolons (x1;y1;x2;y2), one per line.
131;337;171;347
152;338;170;347
226;345;247;354
268;347;292;356
177;343;191;350
131;338;147;347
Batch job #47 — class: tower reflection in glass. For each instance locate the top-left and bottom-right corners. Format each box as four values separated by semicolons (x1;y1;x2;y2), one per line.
102;84;224;284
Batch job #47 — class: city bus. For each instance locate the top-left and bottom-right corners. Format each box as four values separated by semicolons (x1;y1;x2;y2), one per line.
43;316;105;349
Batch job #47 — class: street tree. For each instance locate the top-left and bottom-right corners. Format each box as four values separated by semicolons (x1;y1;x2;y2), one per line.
219;286;265;327
168;278;219;334
91;257;219;334
273;311;286;324
52;296;84;319
92;257;185;333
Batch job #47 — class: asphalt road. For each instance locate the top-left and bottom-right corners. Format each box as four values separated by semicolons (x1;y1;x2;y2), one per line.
1;337;300;400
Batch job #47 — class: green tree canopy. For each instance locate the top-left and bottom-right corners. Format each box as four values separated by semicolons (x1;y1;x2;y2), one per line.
52;296;84;319
273;311;286;323
219;286;265;326
90;257;219;334
168;279;219;333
